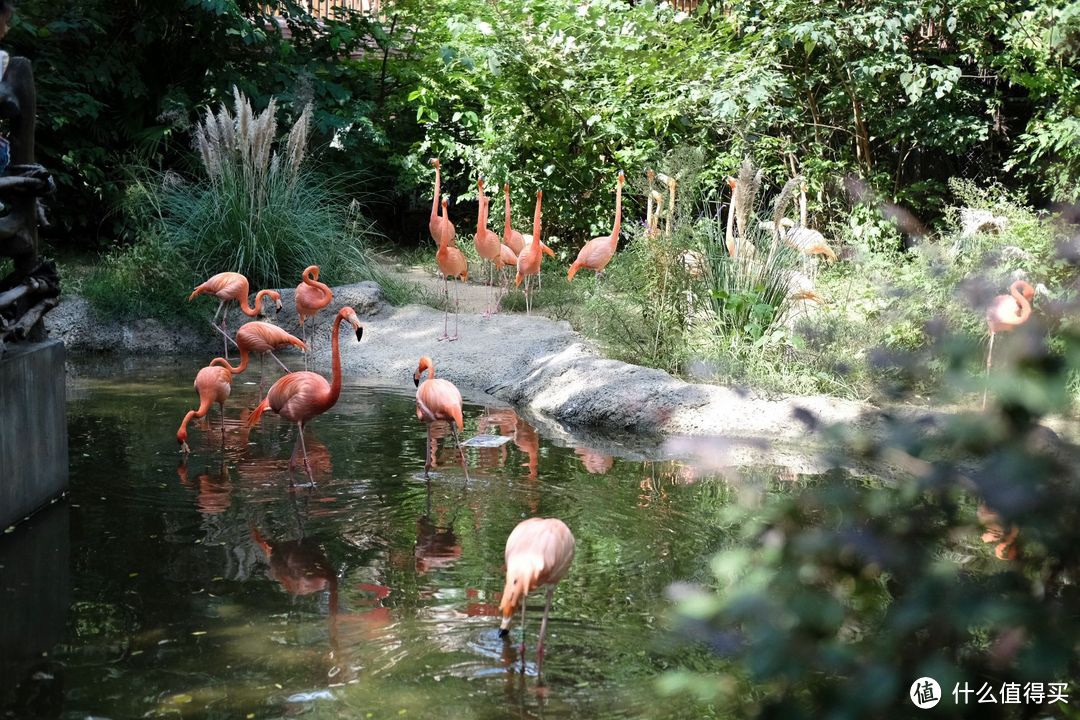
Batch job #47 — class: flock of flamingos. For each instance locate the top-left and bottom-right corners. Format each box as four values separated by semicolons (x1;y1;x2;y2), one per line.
168;159;1038;669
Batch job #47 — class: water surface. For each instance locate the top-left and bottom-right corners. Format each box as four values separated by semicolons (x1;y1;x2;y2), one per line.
3;357;810;719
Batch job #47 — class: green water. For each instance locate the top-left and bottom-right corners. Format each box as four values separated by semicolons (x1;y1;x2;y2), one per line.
4;357;807;720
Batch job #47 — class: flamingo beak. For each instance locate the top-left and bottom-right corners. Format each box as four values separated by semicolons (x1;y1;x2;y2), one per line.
355;326;363;342
275;300;283;314
498;626;510;638
413;374;420;388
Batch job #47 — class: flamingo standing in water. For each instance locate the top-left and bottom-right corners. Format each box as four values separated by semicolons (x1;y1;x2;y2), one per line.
474;178;503;314
436;199;468;341
429;159;456;248
248;306;364;483
295;265;333;359
212;321;306;390
189;272;283;361
499;517;576;672
983;279;1035;408
567;170;624;281
177;363;233;454
514;191;545;314
413;355;470;480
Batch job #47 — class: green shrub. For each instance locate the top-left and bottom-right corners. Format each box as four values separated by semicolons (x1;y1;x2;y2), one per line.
82;234;201;323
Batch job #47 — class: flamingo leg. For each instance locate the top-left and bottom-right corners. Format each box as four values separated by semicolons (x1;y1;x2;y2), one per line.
424;423;433;478
221;304;230;362
536;586;555;676
983;331;996;410
297;423;314;486
451;280;460;341
519;594;528;673
439;275;450;341
209;321;241;350
267;350;290;373
450;423;470;485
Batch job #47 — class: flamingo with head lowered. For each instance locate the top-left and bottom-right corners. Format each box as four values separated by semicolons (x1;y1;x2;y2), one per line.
567;170;624;281
189;272;283;361
248;306;363;484
983;280;1036;409
177;363;233;454
498;517;576;673
212;321;306;391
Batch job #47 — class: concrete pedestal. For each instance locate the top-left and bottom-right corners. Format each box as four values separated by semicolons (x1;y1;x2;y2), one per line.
0;339;68;527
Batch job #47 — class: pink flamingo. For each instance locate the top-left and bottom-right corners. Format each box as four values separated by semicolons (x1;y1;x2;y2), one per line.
983;280;1035;408
248;306;363;483
177;363;233;454
568;170;624;280
189;271;283;360
498;517;576;671
295;265;333;358
514;190;544;314
436;199;468;341
474;177;503;314
413;355;469;480
212;321;306;389
429;158;457;248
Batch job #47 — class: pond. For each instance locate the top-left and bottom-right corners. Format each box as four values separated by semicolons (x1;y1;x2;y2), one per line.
3;357;815;719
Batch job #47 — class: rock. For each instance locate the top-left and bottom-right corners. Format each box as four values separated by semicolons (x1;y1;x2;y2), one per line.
961;208;1008;237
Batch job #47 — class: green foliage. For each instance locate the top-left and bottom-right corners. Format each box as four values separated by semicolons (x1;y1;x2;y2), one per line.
82;233;201;322
665;314;1080;717
136;89;383;294
6;0;379;241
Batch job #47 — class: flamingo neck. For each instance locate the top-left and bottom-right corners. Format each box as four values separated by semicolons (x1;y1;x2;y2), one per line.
240;289;273;317
1011;285;1032;323
504;187;513;240
213;351;247;375
725;189;736;254
611;181;623;241
327;313;346;409
799;188;808;226
303;272;333;307
477;192;487;236
179;394;214;439
530;195;543;261
432;165;441;221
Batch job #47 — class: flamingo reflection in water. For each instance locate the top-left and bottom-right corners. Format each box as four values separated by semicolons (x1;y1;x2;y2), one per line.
250;525;350;681
574;447;613;475
414;513;462;575
176;458;233;515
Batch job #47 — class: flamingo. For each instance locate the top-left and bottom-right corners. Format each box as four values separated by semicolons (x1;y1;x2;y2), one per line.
567;170;624;281
177;363;233;454
645;169;657;238
983;279;1035;409
498;517;576;671
436;199;468;341
656;172;677;237
514;190;544;314
295;265;333;359
474;177;503;314
189;272;283;361
413;355;470;480
247;306;364;483
504;182;554;258
212;321;306;390
429;158;456;248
